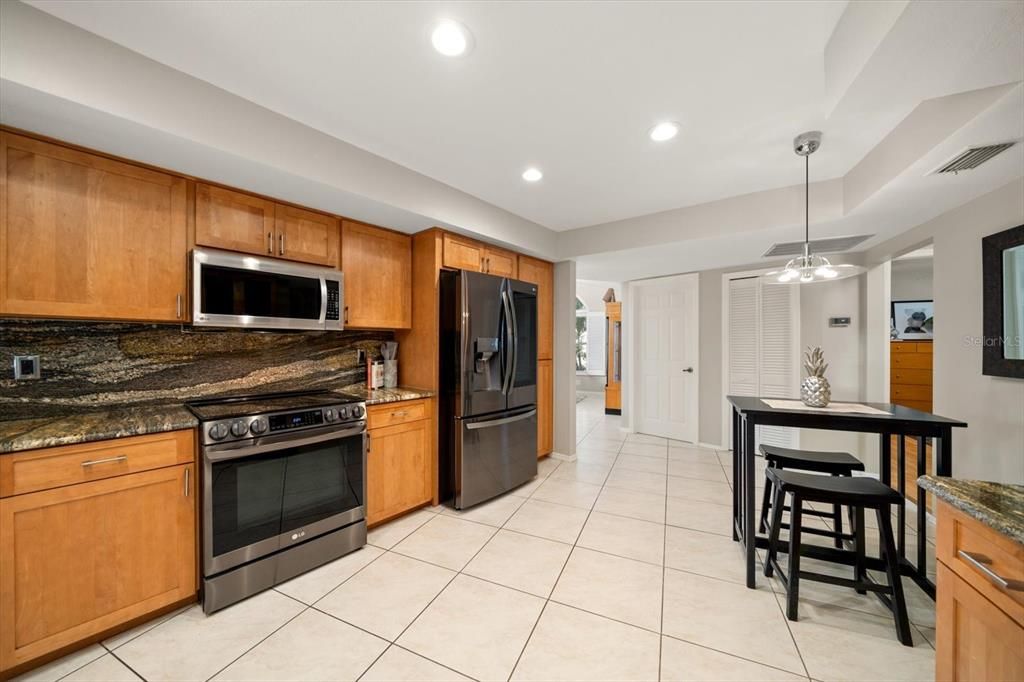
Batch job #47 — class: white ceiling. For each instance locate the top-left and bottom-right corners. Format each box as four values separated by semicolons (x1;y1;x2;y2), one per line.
26;0;853;231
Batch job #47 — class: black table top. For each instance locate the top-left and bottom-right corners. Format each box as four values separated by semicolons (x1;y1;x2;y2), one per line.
726;396;968;428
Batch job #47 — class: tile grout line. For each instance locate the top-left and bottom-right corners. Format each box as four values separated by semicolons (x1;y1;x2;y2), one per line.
506;432;625;680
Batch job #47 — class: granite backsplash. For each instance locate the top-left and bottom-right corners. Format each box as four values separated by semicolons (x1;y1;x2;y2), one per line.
0;319;393;420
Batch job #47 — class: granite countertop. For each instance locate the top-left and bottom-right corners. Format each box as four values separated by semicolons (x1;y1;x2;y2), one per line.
0;386;434;455
918;476;1024;545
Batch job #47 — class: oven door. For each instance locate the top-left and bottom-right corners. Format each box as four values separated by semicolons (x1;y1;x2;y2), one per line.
192;247;343;331
203;423;365;577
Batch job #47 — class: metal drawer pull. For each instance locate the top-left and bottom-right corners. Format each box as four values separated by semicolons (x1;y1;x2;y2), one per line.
81;455;128;467
958;550;1024;591
392;411;408;418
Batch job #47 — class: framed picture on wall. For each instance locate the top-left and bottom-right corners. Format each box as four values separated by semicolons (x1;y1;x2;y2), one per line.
891;300;934;340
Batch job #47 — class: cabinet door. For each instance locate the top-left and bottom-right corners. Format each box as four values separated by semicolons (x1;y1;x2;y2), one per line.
274;204;339;266
0;464;196;673
483;246;518;278
341;221;411;328
517;256;553;360
195;183;275;256
537;359;553;457
936;563;1024;682
442;233;483;271
1;133;188;322
366;420;431;525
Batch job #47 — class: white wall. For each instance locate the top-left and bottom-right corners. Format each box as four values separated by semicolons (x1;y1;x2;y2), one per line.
891;258;934;302
576;280;621;311
867;180;1024;484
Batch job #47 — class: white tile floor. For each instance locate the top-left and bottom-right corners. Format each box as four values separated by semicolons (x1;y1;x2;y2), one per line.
20;392;938;682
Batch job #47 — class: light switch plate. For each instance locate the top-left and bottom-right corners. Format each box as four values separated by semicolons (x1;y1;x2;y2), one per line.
13;355;40;380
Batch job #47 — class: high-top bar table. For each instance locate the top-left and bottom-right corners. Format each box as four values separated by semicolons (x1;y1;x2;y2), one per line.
727;396;967;598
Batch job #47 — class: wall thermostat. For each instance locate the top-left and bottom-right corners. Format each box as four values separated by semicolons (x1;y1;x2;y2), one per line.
828;317;851;328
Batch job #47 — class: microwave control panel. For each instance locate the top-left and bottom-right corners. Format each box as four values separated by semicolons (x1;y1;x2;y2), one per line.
326;280;341;322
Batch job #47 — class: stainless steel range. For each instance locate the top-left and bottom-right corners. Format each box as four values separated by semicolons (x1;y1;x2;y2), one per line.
188;390;368;614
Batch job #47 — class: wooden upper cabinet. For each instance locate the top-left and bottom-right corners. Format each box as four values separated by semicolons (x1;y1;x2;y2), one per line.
340;221;411;329
441;232;518;277
274;204;339;266
195;184;338;266
195;183;275;257
483;246;518;278
0;133;188;322
443;233;484;271
517;255;553;360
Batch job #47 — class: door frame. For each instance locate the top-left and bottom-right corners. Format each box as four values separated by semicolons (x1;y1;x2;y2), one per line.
720;267;801;449
628;273;700;443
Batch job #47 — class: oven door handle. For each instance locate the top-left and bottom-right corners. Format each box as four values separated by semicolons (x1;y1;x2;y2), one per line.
204;423;366;462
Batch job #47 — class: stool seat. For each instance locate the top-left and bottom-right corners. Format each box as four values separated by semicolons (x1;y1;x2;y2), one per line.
766;469;902;506
759;444;865;474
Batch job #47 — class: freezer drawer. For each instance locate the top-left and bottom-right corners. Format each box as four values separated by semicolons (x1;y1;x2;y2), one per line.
454;407;538;509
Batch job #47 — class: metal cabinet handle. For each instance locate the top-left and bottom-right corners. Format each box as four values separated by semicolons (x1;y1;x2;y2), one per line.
279;233;285;255
81;455;127;467
958;550;1024;591
267;231;273;254
184;467;190;497
392;411;408;418
366;433;371;454
176;294;182;319
344;306;349;324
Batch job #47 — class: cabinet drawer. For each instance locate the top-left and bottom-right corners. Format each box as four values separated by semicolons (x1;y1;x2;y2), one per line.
937;501;1024;625
891;368;931;386
0;431;195;498
890;384;932;403
891;342;919;353
891;352;933;369
366;399;431;429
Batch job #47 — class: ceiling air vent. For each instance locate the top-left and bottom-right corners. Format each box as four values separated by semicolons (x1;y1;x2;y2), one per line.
763;234;873;259
934;142;1016;175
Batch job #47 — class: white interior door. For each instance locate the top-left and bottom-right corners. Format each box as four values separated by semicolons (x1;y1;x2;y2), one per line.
635;274;699;442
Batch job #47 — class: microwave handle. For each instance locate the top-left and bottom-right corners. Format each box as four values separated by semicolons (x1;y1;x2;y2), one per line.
319;278;328;326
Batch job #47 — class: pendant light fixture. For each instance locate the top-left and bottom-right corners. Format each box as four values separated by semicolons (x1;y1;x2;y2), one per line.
766;132;864;284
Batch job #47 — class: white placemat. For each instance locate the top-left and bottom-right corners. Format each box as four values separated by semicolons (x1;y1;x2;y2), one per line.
762;399;893;416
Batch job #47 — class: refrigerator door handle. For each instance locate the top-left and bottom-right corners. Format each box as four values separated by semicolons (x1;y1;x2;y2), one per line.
465;409;537;430
508;285;519;393
501;288;514;395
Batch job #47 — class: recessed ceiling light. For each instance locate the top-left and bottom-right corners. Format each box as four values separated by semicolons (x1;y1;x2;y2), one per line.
431;20;471;57
649;121;680;142
522;168;543;182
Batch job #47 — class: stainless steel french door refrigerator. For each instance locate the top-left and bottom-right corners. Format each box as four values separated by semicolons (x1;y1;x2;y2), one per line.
439;269;538;509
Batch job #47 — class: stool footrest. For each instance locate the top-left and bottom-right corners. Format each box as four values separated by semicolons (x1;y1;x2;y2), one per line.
800;570;891;594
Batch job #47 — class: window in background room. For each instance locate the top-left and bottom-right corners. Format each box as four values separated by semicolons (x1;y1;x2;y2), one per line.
576;297;588;371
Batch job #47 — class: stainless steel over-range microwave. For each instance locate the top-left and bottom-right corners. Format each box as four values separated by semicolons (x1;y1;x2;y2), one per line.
191;248;344;331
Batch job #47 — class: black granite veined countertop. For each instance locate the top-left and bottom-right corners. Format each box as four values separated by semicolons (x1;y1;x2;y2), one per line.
918;476;1024;545
0;386;434;454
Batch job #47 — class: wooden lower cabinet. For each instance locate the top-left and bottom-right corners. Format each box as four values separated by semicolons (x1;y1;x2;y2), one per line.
537;359;553;457
0;463;196;674
366;410;432;526
935;500;1024;682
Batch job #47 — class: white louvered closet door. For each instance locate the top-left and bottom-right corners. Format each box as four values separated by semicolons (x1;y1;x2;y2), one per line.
726;276;800;450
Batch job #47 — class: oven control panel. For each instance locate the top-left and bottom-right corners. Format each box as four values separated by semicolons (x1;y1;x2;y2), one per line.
270;409;323;432
200;401;367;445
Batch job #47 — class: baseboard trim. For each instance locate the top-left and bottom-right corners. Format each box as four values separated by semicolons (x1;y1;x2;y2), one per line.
698;441;724;451
551;451;577;462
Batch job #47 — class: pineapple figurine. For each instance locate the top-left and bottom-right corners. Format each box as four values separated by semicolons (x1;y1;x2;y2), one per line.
800;346;831;408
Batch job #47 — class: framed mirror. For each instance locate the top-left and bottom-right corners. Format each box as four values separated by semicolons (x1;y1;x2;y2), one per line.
982;224;1024;378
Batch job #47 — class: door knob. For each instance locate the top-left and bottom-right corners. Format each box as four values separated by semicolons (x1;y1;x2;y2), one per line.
682;367;694;373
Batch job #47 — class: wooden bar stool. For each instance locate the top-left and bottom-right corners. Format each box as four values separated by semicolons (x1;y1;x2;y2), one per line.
763;468;914;646
758;444;865;548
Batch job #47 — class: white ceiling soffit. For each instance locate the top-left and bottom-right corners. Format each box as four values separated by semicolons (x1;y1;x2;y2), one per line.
0;0;556;256
22;0;850;231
